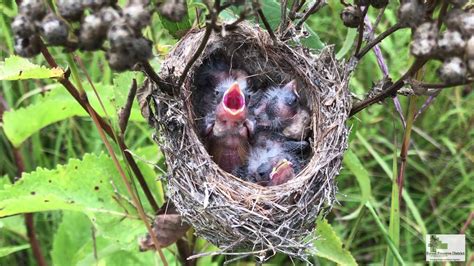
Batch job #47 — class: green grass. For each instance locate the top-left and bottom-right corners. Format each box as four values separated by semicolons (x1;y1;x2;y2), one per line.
1;0;473;265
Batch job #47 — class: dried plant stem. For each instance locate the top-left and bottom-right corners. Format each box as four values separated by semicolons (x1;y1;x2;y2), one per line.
398;95;417;202
25;214;47;266
84;99;168;266
295;0;323;29
350;58;427;116
38;41;159;214
354;7;368;55
257;9;276;41
119;79;138;134
356;22;404;59
38;41;168;263
0;97;47;266
142;61;174;95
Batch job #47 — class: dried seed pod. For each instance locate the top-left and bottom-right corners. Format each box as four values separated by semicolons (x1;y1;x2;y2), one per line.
19;0;47;21
82;0;116;10
410;22;438;58
40;14;69;45
11;15;37;37
131;37;153;62
459;11;474;37
57;0;84;21
466;36;474;58
340;5;362;28
467;59;474;75
444;8;464;31
122;4;151;31
398;0;426;28
79;13;106;50
370;0;389;9
438;30;465;56
438;57;467;84
14;35;41;58
107;22;135;49
99;6;120;27
355;0;370;6
159;0;187;22
106;49;135;71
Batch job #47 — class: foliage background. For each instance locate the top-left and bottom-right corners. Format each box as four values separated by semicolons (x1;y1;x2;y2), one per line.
0;0;472;265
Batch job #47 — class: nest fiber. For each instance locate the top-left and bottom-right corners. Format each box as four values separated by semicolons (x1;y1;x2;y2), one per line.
140;22;351;260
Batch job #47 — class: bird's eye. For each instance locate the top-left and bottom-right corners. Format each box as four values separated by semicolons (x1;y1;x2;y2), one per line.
285;94;298;106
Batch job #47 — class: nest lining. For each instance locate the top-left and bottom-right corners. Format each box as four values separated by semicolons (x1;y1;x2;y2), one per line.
140;22;352;260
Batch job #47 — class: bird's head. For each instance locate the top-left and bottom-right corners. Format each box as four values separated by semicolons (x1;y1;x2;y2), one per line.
269;159;295;186
216;81;247;123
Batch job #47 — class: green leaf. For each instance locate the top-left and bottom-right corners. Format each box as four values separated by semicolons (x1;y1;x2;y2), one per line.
2;82;145;147
0;244;30;258
336;28;357;60
341;149;372;219
158;11;192;39
0;56;64;80
314;219;357;265
366;202;405;265
0;153;149;250
386;148;400;266
52;211;93;266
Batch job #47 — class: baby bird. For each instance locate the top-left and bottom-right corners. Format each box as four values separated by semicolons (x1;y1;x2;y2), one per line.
235;129;308;186
251;80;310;140
193;59;254;173
202;80;254;173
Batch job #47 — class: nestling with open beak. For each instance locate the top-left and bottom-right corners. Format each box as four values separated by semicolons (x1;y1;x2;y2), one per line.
251;80;311;140
202;80;254;173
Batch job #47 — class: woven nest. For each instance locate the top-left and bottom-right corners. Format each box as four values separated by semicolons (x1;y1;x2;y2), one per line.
139;22;352;260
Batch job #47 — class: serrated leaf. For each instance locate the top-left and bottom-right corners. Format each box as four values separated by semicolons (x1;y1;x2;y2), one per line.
0;244;30;258
2;82;145;147
0;56;64;80
0;153;150;250
315;219;357;266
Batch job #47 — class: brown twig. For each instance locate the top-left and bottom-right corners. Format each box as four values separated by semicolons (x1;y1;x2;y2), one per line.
354;6;369;55
356;22;404;59
295;0;323;29
280;0;289;32
38;41;160;214
257;8;277;41
0;96;47;266
176;239;195;266
177;0;228;89
141;61;174;95
84;98;168;265
289;0;305;20
119;79;137;134
397;95;417;202
25;214;47;266
350;58;427;116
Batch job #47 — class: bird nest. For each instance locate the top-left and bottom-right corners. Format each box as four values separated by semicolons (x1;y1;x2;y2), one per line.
139;22;352;261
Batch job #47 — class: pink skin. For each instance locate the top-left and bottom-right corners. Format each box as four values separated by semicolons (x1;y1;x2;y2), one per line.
268;159;295;186
206;83;254;173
